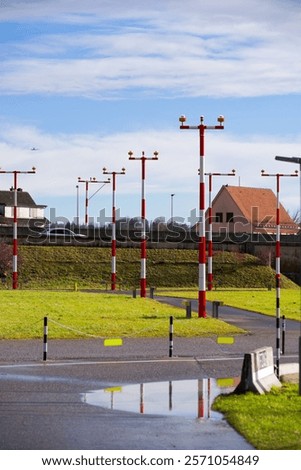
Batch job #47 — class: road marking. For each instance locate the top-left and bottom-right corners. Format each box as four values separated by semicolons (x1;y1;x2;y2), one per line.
217;377;235;387
0;356;241;370
217;336;235;344
0;354;298;370
104;386;122;393
104;338;123;347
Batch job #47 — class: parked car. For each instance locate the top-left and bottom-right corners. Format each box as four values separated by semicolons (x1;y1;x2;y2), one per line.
39;228;87;239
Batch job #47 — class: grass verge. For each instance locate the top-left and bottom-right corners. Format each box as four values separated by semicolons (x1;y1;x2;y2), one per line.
213;383;301;450
156;288;301;322
0;290;244;339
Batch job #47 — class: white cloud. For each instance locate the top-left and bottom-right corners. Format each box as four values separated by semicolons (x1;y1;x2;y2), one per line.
1;1;301;221
0;123;300;219
0;1;301;98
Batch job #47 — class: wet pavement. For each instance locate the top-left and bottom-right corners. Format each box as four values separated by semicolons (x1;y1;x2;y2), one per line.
0;359;253;450
0;297;299;450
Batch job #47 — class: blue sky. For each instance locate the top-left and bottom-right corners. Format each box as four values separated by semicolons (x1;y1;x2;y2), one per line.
1;0;301;225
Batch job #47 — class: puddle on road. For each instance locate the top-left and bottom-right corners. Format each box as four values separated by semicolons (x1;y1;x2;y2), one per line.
83;378;239;419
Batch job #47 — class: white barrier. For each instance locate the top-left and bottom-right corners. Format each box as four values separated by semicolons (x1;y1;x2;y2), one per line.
234;346;282;394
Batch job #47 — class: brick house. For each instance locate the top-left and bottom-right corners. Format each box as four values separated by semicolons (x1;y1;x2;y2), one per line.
206;185;298;235
0;189;47;227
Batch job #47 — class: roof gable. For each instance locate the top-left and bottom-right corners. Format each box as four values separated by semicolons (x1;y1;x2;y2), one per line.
0;190;46;208
217;185;296;227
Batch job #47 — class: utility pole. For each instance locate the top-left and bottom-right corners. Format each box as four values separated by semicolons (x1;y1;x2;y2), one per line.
275;154;301;394
205;170;236;291
103;167;126;291
179;114;224;317
261;168;298;378
128;150;158;298
0;167;36;289
77;177;110;226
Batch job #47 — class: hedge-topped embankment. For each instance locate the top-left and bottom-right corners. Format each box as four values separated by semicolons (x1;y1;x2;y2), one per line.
15;246;298;290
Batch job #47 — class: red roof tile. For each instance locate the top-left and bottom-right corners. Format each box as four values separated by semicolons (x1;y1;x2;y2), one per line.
210;185;298;234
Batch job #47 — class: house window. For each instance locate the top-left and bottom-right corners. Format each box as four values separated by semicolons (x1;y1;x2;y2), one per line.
29;208;37;218
226;212;234;222
0;204;5;216
215;212;223;222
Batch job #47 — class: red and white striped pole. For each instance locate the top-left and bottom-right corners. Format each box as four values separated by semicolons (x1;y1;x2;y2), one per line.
12;172;18;290
0;167;36;289
103;167;126;291
205;170;235;291
128;150;158;298
261;169;298;377
77;177;110;226
85;180;89;225
179;115;224;318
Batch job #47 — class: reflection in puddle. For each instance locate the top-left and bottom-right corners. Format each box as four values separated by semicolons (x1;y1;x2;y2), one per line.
83;378;239;419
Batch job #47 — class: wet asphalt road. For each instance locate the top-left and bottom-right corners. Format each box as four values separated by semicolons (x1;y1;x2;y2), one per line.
0;297;299;450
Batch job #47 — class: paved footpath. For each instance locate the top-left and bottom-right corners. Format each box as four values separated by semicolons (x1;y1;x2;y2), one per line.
0;297;299;450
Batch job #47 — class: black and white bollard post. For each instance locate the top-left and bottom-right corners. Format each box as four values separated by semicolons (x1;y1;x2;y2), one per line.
169;316;173;358
43;316;48;361
281;315;286;355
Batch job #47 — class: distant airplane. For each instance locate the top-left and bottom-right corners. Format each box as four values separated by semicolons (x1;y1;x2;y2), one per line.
31;147;39;151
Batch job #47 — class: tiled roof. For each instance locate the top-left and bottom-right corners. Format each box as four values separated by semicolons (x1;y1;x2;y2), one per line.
0;190;46;208
222;185;296;226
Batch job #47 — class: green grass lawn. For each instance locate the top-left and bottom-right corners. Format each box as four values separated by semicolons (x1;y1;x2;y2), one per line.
156;288;301;322
213;383;301;450
1;288;300;339
0;290;244;340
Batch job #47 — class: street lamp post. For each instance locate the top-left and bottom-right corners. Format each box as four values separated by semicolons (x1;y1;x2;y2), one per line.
179;115;224;317
128;150;158;298
103;167;126;291
275;154;301;395
76;185;79;226
205;169;236;291
170;193;175;222
0;167;36;289
77;177;110;226
261;169;298;378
